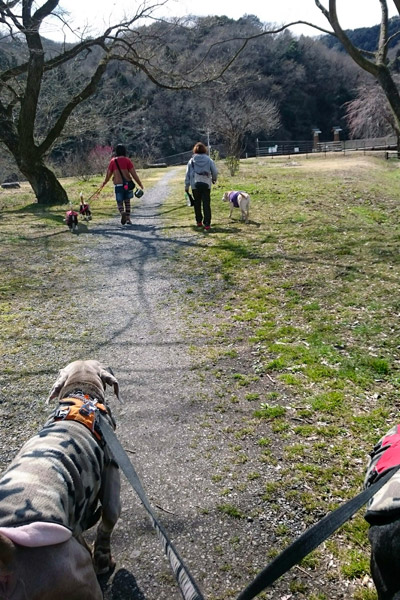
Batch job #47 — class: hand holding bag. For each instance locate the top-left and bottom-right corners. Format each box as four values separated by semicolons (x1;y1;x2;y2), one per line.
185;192;194;206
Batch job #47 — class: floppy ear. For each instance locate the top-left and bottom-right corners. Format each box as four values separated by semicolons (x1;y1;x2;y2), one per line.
46;368;68;404
100;367;123;403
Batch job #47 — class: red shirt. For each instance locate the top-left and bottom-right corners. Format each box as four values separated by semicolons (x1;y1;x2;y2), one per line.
108;157;134;172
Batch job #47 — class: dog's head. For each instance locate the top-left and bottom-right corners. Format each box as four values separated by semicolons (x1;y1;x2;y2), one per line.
222;192;231;203
47;360;122;404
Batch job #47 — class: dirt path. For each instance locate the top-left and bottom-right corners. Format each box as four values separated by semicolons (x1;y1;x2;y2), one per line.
74;171;351;600
80;171;229;600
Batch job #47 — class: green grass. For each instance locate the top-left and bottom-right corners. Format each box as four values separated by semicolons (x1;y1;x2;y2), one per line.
217;503;244;519
162;153;400;597
254;404;286;419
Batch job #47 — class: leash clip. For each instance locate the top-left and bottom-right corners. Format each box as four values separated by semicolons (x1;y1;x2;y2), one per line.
79;400;97;417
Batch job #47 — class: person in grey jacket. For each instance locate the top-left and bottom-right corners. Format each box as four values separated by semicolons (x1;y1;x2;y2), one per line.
185;142;218;231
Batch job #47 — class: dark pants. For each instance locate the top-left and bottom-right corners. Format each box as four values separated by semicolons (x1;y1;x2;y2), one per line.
192;183;211;226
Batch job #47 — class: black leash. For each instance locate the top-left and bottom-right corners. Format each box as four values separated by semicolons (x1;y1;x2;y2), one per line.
99;411;399;600
99;416;204;600
236;465;400;600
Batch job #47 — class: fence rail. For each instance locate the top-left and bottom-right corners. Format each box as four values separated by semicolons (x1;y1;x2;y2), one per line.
152;145;225;167
256;136;398;158
343;136;397;151
256;141;314;157
148;137;399;168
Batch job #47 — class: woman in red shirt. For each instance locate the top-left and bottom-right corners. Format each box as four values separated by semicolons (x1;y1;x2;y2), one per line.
102;144;144;225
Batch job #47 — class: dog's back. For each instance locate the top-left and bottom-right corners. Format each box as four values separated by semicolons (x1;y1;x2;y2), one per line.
365;424;400;599
223;190;250;222
0;420;106;599
0;360;121;599
0;420;104;536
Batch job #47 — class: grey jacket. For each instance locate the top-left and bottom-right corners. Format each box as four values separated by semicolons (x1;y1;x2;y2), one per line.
185;153;218;190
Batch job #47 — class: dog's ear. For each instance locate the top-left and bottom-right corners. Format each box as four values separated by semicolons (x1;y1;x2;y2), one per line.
100;366;123;403
46;368;68;404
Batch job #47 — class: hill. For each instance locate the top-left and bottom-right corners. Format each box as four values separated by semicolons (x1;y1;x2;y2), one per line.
0;15;368;178
321;15;400;53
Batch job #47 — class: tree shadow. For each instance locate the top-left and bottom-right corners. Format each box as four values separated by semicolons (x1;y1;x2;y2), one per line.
98;568;147;600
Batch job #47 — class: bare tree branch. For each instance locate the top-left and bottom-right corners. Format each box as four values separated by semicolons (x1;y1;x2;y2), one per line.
345;82;395;138
312;1;400;142
376;0;389;64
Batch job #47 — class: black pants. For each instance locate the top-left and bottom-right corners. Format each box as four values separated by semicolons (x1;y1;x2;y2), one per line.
192;184;211;226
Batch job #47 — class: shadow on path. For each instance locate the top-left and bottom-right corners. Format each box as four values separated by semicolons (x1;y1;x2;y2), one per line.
99;568;147;600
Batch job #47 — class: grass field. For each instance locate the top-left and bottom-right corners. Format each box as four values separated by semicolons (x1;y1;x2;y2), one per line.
162;153;400;599
1;153;400;598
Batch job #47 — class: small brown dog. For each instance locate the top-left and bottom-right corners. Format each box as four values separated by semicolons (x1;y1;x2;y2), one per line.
0;360;121;600
222;190;250;223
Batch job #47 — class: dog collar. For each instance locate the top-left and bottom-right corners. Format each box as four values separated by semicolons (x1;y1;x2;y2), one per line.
53;396;108;442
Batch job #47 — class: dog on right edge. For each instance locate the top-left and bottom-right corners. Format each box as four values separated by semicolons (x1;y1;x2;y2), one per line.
364;424;400;599
222;190;250;223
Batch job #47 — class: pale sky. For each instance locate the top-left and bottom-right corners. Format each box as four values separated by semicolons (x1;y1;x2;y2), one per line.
43;0;398;42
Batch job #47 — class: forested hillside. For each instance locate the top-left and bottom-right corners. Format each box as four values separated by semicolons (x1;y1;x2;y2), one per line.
0;14;370;178
322;15;400;53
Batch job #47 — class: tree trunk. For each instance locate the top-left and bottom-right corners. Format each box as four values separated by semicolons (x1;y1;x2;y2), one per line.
19;161;69;205
376;67;400;135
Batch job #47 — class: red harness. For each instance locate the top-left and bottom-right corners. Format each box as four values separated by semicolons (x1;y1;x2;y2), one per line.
375;427;400;472
366;424;400;484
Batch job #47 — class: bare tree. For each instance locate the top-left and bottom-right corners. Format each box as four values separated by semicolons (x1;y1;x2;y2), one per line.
0;1;161;203
312;1;400;144
0;1;249;205
204;91;280;158
345;81;397;140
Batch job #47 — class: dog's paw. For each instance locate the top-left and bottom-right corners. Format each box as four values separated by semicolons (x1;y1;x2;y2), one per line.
94;552;116;575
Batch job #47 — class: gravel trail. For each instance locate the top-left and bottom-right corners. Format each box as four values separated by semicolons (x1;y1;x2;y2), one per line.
80;171;238;600
77;172;332;600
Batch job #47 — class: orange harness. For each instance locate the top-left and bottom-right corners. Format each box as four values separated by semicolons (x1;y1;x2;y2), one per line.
53;396;108;442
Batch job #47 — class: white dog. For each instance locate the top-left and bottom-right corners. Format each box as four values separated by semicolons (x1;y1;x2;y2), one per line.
222;190;250;223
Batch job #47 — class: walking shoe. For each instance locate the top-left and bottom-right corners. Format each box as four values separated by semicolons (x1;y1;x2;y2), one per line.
126;218;133;225
196;222;203;227
121;212;127;225
204;225;210;231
